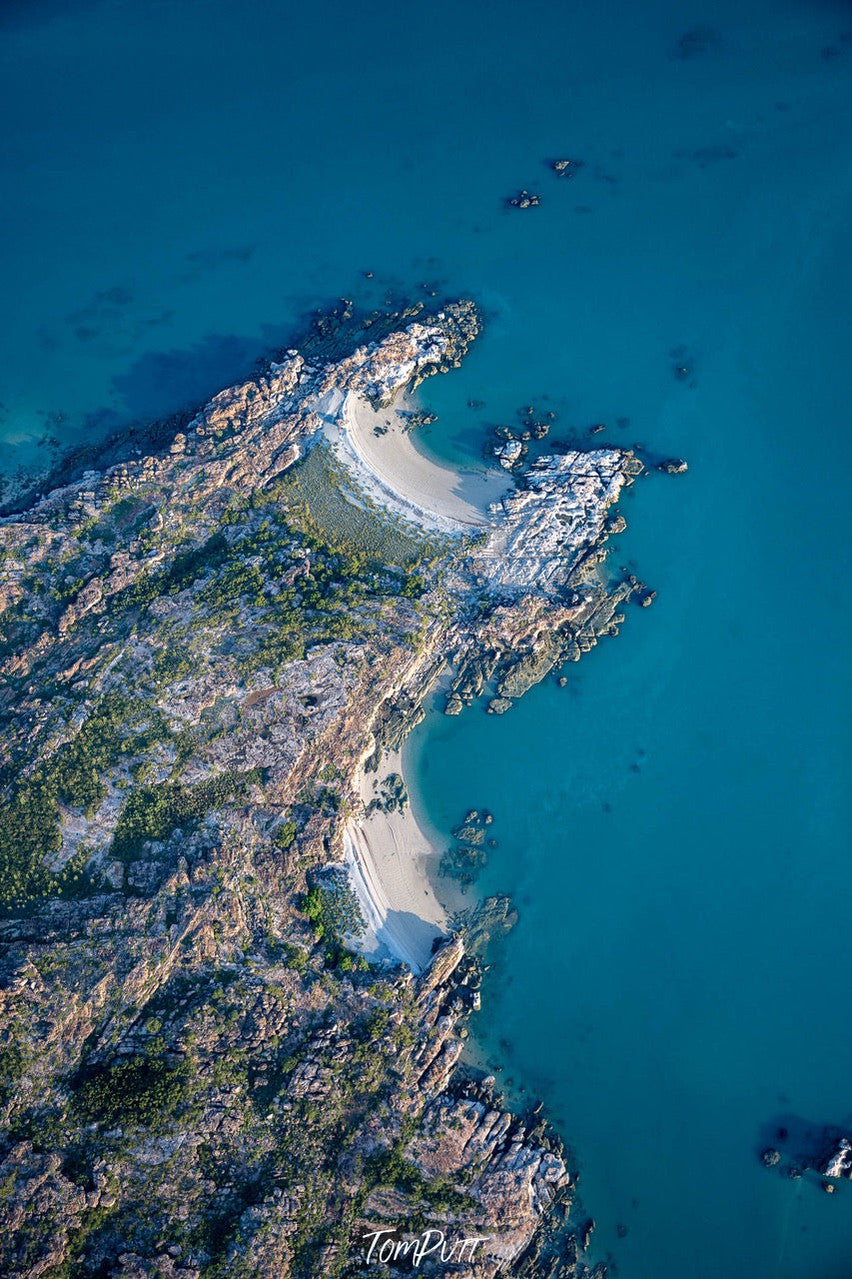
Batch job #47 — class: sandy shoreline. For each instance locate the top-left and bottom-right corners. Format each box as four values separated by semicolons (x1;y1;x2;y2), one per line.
322;389;508;536
344;747;466;973
322;386;498;970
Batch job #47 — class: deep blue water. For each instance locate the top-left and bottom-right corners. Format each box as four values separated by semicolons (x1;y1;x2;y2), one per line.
3;1;852;1275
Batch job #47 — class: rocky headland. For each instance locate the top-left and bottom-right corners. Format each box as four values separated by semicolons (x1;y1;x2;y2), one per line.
0;299;644;1278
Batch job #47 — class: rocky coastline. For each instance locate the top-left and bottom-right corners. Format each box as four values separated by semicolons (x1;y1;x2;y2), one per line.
0;299;647;1278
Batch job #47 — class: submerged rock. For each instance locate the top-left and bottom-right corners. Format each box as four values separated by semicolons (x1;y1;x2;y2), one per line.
658;457;689;474
459;895;519;957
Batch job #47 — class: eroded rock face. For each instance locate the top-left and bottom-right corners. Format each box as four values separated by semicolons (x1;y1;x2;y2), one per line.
349;938;572;1278
0;300;643;1278
474;451;641;599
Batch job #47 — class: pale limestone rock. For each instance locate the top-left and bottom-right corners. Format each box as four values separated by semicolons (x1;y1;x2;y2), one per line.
474;450;634;598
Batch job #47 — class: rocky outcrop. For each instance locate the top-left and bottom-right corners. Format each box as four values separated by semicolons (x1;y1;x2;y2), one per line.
472;450;641;599
348;939;573;1277
821;1137;852;1179
507;191;541;209
657;457;688;475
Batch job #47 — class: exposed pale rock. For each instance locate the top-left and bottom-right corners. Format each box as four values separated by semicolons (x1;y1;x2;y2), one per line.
495;439;526;469
474;450;640;598
821;1137;852;1178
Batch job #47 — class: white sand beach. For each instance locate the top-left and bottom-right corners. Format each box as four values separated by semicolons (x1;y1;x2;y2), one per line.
344;749;465;973
322;389;508;535
316;388;499;969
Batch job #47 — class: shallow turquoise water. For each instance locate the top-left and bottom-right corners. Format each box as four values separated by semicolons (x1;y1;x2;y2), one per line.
3;1;852;1274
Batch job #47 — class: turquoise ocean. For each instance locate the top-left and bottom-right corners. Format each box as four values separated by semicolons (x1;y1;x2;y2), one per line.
2;1;851;1275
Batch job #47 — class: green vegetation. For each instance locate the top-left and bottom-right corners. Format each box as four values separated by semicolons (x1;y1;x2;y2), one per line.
365;1143;474;1213
302;870;369;970
125;502;425;681
280;440;432;566
361;1006;391;1040
0;1041;27;1108
278;941;309;971
151;643;196;684
72;1054;194;1130
0;695;172;910
111;768;262;861
271;818;298;850
302;872;365;945
80;494;153;547
121;531;231;611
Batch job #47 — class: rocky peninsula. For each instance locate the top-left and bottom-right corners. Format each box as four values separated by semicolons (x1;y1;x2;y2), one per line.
0;298;644;1278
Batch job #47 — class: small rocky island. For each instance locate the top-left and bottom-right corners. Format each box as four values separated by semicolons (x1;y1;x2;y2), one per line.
0;299;645;1277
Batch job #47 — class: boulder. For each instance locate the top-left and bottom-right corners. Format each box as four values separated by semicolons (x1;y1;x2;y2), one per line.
552;158;583;176
487;696;513;715
821;1136;852;1179
507;189;541;209
495;439;526;470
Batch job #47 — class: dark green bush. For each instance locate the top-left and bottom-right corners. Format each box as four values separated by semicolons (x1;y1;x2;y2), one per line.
73;1054;193;1129
365;1144;473;1212
272;819;298;850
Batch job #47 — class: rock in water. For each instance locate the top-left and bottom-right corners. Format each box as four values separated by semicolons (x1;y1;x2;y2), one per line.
495;438;527;469
507;189;541;208
821;1136;852;1178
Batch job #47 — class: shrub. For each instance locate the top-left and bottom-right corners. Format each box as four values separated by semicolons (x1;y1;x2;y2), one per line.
111;769;260;861
272;819;298;851
72;1054;193;1130
365;1144;473;1212
302;871;365;944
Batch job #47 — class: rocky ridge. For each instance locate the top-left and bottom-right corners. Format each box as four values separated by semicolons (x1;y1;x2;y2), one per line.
0;300;644;1278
